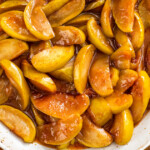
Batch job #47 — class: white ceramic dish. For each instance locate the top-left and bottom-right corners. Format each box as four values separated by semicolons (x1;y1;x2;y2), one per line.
0;112;150;150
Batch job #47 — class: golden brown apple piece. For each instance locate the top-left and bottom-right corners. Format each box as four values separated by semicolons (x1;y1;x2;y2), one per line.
89;53;113;97
110;109;134;145
24;0;54;40
48;0;85;27
76;115;113;148
0;105;36;142
31;46;75;72
52;26;86;46
87;18;113;55
74;44;95;93
0;39;28;61
1;59;30;110
87;97;112;127
112;0;136;32
131;71;150;124
101;0;113;38
42;0;69;16
115;69;138;93
0;11;38;41
106;92;133;114
38;114;82;145
31;93;89;119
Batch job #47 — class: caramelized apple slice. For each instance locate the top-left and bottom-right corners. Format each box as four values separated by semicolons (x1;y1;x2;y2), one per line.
38;114;82;145
106;92;133;114
87;18;113;55
111;46;132;70
66;13;99;26
130;12;144;50
49;58;74;83
24;0;54;40
101;0;113;37
31;46;75;72
1;11;38;41
115;69;138;93
114;27;135;57
110;67;119;87
42;0;69;16
131;71;150;124
0;39;28;61
52;26;86;46
48;0;85;27
0;105;36;142
22;60;56;93
89;53;113;97
110;109;134;145
112;0;136;32
87;97;112;127
31;93;89;119
29;40;51;59
84;0;105;11
138;0;150;29
1;59;30;110
76;115;113;148
74;44;95;93
31;105;44;126
0;0;27;13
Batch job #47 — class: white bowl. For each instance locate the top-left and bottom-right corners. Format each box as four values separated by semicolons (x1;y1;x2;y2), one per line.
0;112;150;150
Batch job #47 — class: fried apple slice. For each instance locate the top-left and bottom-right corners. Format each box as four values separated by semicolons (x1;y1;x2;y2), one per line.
31;46;75;72
24;0;54;40
0;0;27;13
22;60;56;93
87;18;113;55
131;71;150;124
52;26;86;46
0;105;36;142
76;115;113;148
74;44;95;93
1;59;30;110
111;46;132;70
101;0;113;38
89;53;113;97
38;114;82;145
110;109;134;145
114;27;135;57
138;0;150;29
112;0;136;32
31;93;89;119
42;0;69;16
1;11;38;41
0;39;28;61
115;69;138;93
130;12;144;50
106;92;133;114
87;97;112;127
48;0;85;27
